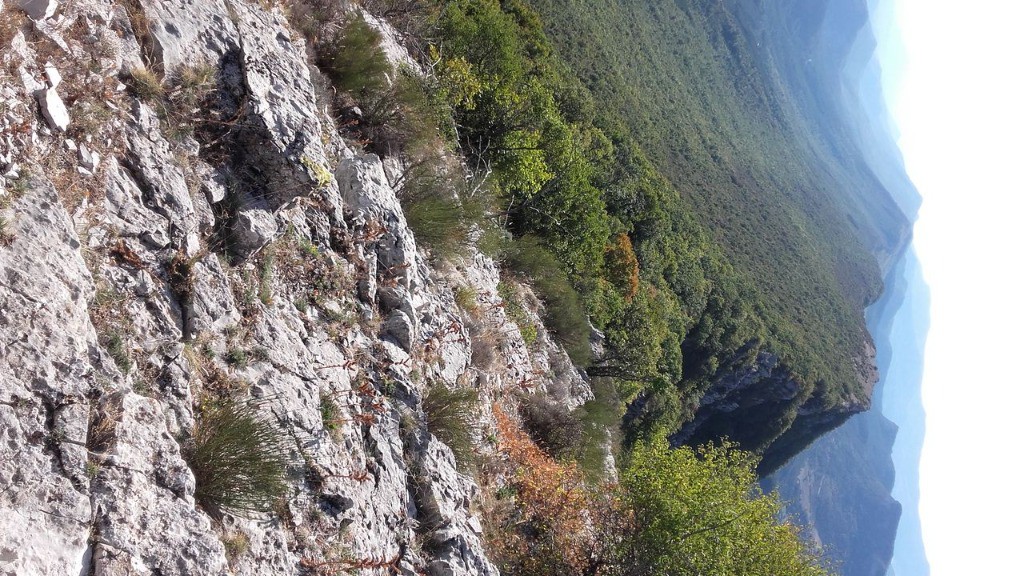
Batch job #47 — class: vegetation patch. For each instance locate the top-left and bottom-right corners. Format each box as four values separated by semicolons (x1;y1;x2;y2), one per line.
128;63;218;141
221;531;250;567
518;394;583;461
90;282;136;375
422;382;478;468
496;280;537;347
184;398;290;518
453;284;478;313
0;216;14;247
319;392;341;433
504;237;593;365
485;404;832;575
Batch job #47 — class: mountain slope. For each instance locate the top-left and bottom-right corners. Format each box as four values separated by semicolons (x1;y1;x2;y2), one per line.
522;0;912;471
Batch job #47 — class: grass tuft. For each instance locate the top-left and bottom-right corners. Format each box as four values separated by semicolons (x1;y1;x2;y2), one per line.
454;284;478;313
0;216;13;246
423;383;478;468
184;399;290;518
128;67;164;100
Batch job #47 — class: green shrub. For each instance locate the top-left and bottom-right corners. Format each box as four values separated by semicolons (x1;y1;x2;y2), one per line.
361;72;445;157
505;236;592;365
574;376;624;480
398;152;496;259
184;399;290;517
225;347;248;368
316;17;390;97
422;383;478;468
620;437;832;576
403;188;465;255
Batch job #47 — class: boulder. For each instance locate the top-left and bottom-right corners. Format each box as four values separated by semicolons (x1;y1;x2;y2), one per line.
35;87;69;131
232;206;278;255
13;0;57;20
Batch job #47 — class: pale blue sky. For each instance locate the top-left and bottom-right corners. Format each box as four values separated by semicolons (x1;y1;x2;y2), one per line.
883;1;1024;574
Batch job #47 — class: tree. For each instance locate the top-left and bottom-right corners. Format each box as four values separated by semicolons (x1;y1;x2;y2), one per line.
619;437;833;576
604;233;640;300
590;283;679;384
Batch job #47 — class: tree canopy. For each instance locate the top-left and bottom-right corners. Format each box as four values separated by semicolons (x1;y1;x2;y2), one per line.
620;437;832;576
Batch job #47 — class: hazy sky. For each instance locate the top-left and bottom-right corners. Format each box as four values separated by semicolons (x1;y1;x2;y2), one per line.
884;1;1024;574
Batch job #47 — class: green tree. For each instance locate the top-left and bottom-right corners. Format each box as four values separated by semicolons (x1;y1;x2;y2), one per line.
619;437;832;576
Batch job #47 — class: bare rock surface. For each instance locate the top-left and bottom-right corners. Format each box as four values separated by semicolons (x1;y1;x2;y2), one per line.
0;179;95;576
35;86;69;131
13;0;57;20
0;1;599;574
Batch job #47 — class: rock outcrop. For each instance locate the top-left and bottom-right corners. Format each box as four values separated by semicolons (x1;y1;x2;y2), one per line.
667;343;874;476
0;1;592;574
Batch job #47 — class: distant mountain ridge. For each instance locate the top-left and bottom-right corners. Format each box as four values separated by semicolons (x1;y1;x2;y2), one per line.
765;1;931;575
766;249;917;576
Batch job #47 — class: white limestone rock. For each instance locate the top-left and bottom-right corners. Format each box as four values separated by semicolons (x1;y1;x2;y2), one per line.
232;206;278;254
0;179;97;576
90;393;227;576
35;87;69;131
13;0;57;20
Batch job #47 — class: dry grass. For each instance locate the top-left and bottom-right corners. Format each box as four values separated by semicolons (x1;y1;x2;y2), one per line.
120;0;157;67
221;531;250;567
0;216;14;247
0;9;28;52
90;282;137;374
484;404;601;575
87;399;122;453
273;231;355;331
129;66;165;100
0;14;130;216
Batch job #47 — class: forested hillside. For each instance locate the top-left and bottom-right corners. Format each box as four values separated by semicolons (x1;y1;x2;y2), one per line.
407;0;911;471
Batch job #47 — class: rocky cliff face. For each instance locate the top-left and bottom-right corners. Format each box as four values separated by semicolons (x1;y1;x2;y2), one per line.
0;1;593;574
669;342;875;475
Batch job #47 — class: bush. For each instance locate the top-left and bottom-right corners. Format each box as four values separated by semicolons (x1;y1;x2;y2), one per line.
519;394;583;461
487;405;623;576
397;146;496;259
574;376;624;480
620;437;833;576
315;17;390;97
184;399;290;518
422;383;478;467
505;236;592;365
402;184;467;256
128;64;217;140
